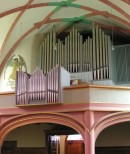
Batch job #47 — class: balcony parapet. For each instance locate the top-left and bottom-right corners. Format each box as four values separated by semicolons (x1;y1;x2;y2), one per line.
1;84;130;108
63;84;130;104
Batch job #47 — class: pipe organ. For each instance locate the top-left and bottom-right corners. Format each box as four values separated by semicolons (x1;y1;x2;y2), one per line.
16;66;70;105
40;23;112;82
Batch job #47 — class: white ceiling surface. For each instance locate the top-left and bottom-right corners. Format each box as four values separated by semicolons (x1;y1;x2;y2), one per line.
0;0;130;68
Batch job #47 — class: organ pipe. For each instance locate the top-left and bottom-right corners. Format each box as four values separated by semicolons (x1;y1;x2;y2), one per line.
40;23;112;80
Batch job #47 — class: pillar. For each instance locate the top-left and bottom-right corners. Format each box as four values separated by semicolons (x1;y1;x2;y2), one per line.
84;111;95;154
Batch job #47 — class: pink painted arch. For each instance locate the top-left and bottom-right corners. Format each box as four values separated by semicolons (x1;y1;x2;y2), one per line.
94;111;130;141
0;112;87;147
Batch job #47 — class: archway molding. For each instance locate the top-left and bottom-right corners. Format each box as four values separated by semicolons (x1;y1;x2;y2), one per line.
0;112;87;147
94;111;130;141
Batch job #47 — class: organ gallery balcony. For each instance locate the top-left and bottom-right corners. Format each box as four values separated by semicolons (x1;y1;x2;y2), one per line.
1;84;130;108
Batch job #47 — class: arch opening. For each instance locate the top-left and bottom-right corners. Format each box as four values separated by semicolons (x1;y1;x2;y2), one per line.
95;121;130;154
1;122;84;154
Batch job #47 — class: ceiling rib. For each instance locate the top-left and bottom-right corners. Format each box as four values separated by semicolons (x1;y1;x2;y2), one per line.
0;0;130;74
100;0;130;20
0;2;64;74
121;0;130;5
0;0;34;56
0;3;48;18
0;2;129;28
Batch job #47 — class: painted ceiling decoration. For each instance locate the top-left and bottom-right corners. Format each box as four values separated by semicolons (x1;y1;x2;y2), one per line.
0;0;130;75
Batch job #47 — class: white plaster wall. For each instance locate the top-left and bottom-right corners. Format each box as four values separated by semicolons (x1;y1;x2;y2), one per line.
13;34;43;74
0;34;43;92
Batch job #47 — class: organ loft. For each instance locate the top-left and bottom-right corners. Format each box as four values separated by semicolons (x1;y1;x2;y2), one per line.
16;22;113;105
39;22;112;84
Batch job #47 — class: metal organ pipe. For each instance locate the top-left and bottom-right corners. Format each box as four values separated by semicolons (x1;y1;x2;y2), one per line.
40;23;111;81
99;28;103;79
92;22;96;80
77;30;79;72
96;25;100;79
70;31;72;72
75;28;77;72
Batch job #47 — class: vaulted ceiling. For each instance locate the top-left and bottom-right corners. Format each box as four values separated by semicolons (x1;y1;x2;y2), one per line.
0;0;130;74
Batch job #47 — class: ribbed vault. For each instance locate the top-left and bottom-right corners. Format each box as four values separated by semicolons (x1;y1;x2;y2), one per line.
0;0;130;74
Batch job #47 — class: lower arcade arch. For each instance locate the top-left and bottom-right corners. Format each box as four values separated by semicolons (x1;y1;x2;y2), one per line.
95;119;130;153
0;113;85;154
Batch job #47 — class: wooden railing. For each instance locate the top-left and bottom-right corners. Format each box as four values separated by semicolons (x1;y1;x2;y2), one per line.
16;66;70;105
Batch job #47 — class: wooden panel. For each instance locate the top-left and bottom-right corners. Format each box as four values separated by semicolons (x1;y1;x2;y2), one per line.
2;141;17;154
16;147;46;154
96;146;130;154
65;141;84;154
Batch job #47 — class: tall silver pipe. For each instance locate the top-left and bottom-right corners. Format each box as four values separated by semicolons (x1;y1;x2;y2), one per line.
50;31;52;69
70;31;72;72
80;35;83;72
102;31;105;79
44;38;47;74
74;30;78;72
67;36;70;72
96;25;99;79
92;23;96;79
77;33;80;72
72;28;75;72
47;34;50;72
99;28;103;79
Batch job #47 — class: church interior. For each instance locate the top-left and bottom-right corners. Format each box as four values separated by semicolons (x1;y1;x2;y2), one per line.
0;0;130;154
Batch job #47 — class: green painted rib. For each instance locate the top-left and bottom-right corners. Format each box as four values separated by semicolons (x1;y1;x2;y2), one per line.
48;2;60;6
48;1;81;8
61;18;74;22
67;3;81;8
60;16;92;24
53;6;62;12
